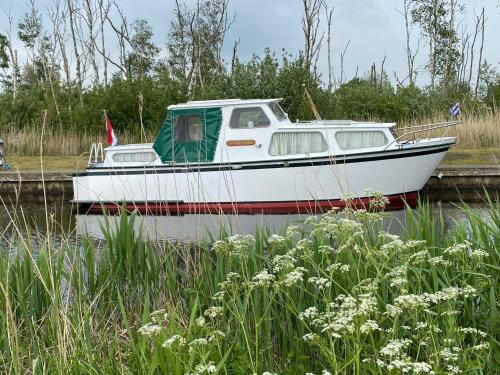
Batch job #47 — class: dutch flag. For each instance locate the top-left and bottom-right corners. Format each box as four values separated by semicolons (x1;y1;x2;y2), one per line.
450;102;460;117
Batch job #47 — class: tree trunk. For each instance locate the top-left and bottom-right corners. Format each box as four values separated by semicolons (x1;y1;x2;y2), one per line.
324;3;333;91
67;0;84;106
475;8;485;97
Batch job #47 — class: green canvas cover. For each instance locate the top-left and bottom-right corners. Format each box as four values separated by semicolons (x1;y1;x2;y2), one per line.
153;107;222;163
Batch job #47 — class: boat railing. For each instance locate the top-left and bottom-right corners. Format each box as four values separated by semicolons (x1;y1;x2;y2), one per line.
88;142;105;165
385;120;462;150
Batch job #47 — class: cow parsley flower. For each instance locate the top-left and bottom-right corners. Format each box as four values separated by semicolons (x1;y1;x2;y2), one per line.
302;333;319;342
138;322;162;337
162;335;186;348
360;320;381;334
281;267;307;286
195;316;206;327
204;306;223;319
252;269;275;287
308;277;331;290
380;339;412;357
267;234;286;246
194;361;217;374
272;254;296;273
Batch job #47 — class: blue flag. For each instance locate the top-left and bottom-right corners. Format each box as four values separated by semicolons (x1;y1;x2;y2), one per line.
450;102;460;117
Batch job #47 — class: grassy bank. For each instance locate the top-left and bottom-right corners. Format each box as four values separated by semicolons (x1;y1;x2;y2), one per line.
0;201;498;373
1;112;499;157
3;149;498;172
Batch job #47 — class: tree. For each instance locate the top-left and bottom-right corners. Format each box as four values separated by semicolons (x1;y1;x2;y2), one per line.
301;0;323;75
126;19;159;80
0;34;9;69
167;0;232;95
410;0;461;89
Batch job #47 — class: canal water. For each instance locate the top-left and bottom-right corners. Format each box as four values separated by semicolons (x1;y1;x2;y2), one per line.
0;201;492;243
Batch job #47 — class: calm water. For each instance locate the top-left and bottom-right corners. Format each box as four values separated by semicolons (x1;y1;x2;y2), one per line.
0;201;491;243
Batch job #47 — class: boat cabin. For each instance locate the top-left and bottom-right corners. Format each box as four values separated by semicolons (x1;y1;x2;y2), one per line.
96;98;404;168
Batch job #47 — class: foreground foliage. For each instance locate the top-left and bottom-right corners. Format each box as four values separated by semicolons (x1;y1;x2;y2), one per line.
0;201;498;374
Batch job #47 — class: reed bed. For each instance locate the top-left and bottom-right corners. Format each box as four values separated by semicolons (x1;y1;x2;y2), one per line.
2;111;498;157
0;199;498;374
2;126;156;156
397;111;500;149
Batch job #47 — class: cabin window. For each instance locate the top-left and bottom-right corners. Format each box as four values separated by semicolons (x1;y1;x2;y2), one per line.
175;115;203;142
112;152;157;163
230;107;270;128
269;132;328;156
335;131;388;150
268;102;286;121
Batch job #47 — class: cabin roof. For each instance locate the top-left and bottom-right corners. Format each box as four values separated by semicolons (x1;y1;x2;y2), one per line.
167;98;282;110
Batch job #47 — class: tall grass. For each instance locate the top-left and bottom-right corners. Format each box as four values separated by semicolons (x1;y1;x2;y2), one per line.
397;110;500;149
2;111;499;156
0;200;498;373
2;126;156;156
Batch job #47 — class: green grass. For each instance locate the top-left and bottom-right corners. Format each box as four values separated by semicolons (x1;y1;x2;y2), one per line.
0;200;498;374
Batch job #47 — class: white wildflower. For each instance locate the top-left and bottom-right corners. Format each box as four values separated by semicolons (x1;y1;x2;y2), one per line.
393;294;429;310
440;347;459;362
471;342;490;351
429;256;451;266
412;362;434;374
212;291;226;302
194;361;217;374
299;307;319;321
137;322;162;337
162;335;186;348
281;267;307;287
195;316;206;327
308;277;331;290
446;365;462;374
470;249;489;258
460;327;488;338
339;264;350;273
208;330;226;342
360;320;381;334
302;333;319;342
380;339;412;357
444;242;470;256
267;234;286;245
252;269;275;287
285;224;300;238
204;306;223;319
272;254;296;273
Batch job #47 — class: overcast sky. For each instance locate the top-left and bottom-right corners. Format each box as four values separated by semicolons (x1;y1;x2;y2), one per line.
2;0;500;86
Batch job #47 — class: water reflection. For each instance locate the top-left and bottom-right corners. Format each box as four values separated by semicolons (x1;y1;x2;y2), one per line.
0;202;491;243
74;206;434;241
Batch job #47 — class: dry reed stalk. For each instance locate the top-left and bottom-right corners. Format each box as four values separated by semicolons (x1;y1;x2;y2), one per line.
392;111;499;149
2;112;498;157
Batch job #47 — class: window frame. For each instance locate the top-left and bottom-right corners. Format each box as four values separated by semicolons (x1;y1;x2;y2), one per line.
268;131;329;156
112;151;157;163
268;102;287;121
229;106;271;129
334;130;388;150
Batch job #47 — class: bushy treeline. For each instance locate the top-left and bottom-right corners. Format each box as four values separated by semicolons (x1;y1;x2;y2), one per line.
0;0;499;137
1;50;499;136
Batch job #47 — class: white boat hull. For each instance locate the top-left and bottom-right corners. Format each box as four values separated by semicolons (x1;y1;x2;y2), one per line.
73;143;450;214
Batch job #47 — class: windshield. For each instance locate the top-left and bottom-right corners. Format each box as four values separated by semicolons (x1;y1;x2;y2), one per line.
268;102;287;121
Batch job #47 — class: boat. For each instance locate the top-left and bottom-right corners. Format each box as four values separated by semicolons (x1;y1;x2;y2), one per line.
72;98;459;214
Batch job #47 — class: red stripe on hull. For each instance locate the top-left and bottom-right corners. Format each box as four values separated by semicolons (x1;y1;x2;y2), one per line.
82;192;418;215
